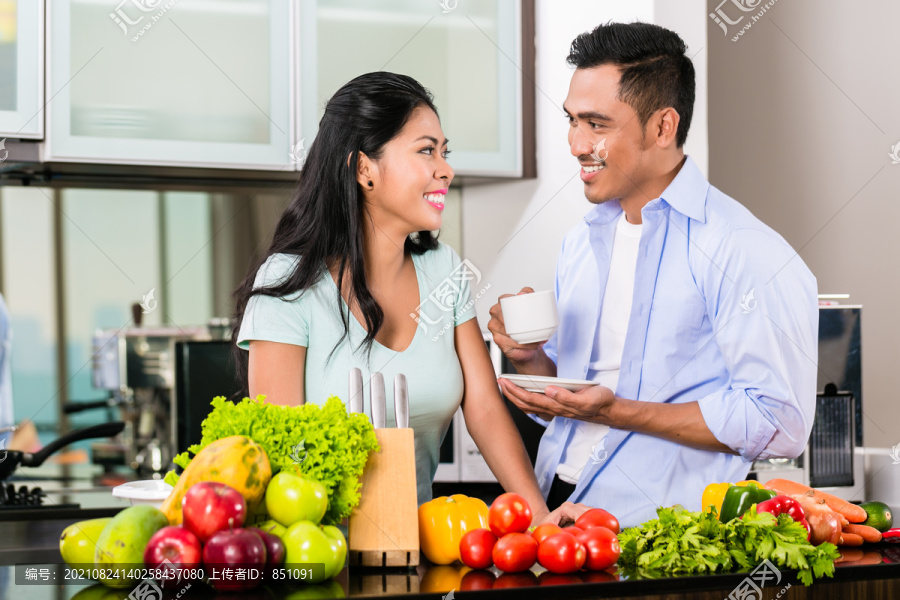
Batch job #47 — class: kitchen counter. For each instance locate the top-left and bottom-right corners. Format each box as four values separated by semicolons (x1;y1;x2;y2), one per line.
1;526;899;600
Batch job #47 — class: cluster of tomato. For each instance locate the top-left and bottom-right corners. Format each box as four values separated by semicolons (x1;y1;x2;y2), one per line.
458;493;621;575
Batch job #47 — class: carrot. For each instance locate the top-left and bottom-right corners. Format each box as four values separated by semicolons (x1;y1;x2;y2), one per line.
839;532;865;546
765;478;868;523
844;524;883;543
836;552;883;567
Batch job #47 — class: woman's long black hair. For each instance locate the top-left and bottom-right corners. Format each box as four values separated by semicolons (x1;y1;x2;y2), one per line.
231;72;440;394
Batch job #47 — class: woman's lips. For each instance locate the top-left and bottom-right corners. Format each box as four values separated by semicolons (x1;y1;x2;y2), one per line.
424;189;447;210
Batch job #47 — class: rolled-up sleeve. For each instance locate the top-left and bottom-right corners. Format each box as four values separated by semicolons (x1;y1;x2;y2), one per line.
696;228;819;461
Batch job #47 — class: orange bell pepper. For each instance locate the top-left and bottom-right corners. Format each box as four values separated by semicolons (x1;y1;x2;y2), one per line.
417;494;489;565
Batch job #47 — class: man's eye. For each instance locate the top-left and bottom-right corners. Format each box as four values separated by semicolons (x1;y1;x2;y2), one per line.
590;122;604;129
566;116;575;125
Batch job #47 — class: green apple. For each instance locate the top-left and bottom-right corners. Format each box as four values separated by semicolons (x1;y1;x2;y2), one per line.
266;471;328;526
282;521;347;583
255;518;287;538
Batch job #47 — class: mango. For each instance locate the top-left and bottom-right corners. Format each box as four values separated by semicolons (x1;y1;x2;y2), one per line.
60;517;112;569
94;505;168;588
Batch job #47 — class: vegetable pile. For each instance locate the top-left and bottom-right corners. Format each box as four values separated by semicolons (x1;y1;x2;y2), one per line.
165;395;379;525
617;505;840;586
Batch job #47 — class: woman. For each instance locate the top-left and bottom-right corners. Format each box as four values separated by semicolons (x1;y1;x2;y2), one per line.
232;72;563;521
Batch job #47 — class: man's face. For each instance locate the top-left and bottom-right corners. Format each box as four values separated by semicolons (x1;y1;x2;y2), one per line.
564;65;652;206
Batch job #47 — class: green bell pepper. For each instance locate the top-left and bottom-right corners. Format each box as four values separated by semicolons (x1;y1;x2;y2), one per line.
719;485;777;522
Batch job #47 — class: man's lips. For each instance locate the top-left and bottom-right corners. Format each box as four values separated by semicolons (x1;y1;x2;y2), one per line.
580;162;605;182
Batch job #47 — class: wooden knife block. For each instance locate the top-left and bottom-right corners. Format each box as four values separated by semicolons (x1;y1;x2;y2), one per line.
348;428;419;568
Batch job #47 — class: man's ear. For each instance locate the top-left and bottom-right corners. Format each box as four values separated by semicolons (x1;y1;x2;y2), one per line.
653;107;681;149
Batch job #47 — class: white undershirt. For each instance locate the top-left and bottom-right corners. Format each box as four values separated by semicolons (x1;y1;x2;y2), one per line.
555;212;642;484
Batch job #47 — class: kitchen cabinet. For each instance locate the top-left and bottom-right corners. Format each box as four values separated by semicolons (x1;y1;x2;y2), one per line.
45;0;292;169
299;0;531;177
0;0;43;138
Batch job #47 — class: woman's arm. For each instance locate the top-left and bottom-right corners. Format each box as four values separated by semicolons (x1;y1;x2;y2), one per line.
248;340;306;406
454;319;552;522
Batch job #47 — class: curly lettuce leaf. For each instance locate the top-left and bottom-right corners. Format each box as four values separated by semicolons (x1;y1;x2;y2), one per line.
165;395;379;525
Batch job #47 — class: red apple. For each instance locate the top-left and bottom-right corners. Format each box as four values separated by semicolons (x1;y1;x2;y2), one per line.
251;528;286;578
143;526;201;587
201;528;267;592
182;482;247;542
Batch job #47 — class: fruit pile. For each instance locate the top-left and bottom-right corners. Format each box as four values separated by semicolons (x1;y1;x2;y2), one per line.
60;435;346;593
419;492;621;575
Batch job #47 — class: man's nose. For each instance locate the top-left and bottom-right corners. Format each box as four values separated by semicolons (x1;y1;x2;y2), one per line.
569;126;593;158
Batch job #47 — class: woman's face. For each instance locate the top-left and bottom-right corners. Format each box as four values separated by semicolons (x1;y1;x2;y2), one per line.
362;106;454;236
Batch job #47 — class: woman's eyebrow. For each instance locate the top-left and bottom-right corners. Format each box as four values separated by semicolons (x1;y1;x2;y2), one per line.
414;135;449;146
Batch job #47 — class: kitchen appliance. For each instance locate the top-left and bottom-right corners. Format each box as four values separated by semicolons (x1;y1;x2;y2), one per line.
77;319;215;475
0;422;125;509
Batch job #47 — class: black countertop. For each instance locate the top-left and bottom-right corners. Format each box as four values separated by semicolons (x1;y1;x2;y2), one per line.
2;509;900;600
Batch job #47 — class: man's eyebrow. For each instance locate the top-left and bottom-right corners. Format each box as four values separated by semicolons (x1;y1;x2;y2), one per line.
414;135;449;146
562;104;614;121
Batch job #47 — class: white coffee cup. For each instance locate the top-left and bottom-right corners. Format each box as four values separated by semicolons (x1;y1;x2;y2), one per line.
500;290;559;344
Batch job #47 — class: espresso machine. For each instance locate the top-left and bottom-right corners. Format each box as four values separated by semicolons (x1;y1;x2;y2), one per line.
65;310;221;475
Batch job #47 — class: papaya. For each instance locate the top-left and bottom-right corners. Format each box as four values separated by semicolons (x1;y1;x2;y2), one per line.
160;435;272;525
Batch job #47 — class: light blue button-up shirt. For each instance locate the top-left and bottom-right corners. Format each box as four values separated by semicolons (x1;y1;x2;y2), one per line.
538;156;818;527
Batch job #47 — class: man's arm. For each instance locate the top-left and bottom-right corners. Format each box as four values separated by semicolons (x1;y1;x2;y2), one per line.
498;380;735;454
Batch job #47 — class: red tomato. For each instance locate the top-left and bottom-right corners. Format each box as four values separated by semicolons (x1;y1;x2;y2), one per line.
574;508;620;534
489;493;533;536
531;523;562;545
537;532;586;574
460;570;496;591
492;571;538;589
459;528;498;570
561;525;584;537
492;532;538;573
576;526;621;571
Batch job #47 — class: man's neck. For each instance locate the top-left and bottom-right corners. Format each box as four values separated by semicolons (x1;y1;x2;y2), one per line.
620;154;687;224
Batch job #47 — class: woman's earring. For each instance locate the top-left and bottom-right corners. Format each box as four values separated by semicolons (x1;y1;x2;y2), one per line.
367;181;373;188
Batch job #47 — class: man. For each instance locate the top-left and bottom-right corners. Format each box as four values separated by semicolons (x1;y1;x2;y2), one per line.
489;22;818;527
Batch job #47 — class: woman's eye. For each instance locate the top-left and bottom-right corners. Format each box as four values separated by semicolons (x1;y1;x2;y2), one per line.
420;147;435;155
442;150;452;159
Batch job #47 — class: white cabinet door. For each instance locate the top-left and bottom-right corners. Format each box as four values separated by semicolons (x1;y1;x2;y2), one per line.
46;0;292;170
0;0;43;138
299;0;523;177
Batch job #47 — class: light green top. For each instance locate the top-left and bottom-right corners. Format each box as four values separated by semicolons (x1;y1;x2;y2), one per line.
237;242;477;505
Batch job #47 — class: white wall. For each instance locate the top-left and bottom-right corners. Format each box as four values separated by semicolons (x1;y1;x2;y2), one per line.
461;0;709;326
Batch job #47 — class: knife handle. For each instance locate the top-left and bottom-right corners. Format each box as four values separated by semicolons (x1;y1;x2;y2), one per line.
371;372;386;429
348;368;364;415
394;373;409;429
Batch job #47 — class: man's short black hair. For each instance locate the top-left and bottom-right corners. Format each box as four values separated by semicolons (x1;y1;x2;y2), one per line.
567;22;695;147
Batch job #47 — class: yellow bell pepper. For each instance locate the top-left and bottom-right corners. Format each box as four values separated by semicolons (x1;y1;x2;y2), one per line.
702;481;763;514
418;494;489;565
420;564;472;593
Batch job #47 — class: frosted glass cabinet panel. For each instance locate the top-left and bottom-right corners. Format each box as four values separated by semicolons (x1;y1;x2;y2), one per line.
0;0;43;138
47;0;291;169
299;0;523;177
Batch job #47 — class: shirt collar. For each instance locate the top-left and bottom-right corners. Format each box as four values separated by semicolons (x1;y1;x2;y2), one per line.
583;155;709;225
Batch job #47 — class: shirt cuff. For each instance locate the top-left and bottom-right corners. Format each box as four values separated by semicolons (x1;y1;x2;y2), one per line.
697;389;777;462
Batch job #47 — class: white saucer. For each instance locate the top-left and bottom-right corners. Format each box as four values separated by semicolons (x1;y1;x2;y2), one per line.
499;374;596;394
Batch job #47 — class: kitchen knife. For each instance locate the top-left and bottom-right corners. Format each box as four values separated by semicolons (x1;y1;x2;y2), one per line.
371;372;386;429
348;368;364;415
394;373;409;429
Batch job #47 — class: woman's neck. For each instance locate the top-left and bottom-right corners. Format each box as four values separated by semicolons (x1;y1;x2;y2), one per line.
362;217;409;286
